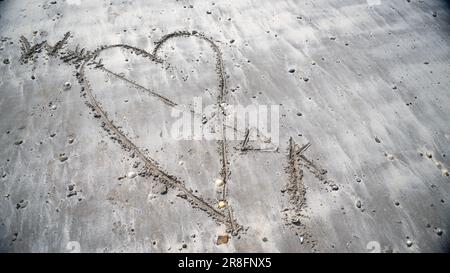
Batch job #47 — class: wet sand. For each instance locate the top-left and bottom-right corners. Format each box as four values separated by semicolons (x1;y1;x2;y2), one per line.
0;0;449;252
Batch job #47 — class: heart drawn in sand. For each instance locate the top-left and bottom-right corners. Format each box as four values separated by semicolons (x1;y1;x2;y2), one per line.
79;31;241;235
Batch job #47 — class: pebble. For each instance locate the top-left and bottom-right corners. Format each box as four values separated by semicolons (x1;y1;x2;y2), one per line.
406;240;413;247
127;171;137;179
50;104;57;110
218;201;227;209
356;200;362;208
375;137;381;143
435;161;442;169
215;178;224;187
331;185;339;191
356;178;362;183
59;154;68;162
262;237;268;242
14;140;23;145
291;218;301;226
435;228;443;236
3;58;10;64
394;201;400;206
442;169;449;177
63;82;72;90
159;185;168;195
288;68;296;73
216;234;229;245
16;200;28;209
426;152;432;158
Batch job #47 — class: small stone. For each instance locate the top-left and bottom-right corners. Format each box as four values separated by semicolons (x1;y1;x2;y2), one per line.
3;58;10;64
127;171;137;179
206;11;212;14
356;178;362;183
218;201;227;209
182;243;187;248
215;178;224;187
406;240;413;247
68;138;74;144
296;112;302;117
14;140;23;145
329;36;336;40
375;137;381;143
63;82;72;90
291;218;301;226
426;152;432;158
16;200;28;209
59;154;68;162
435;228;443;236
331;185;339;191
159;185;168;195
288;68;296;73
442;169;449;177
356;200;362;208
216;234;229;245
394;201;400;206
50;104;57;110
303;77;309;82
229;39;235;44
299;236;304;244
262;237;268;242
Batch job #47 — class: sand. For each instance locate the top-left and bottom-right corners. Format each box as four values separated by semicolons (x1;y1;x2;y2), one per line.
0;0;449;252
